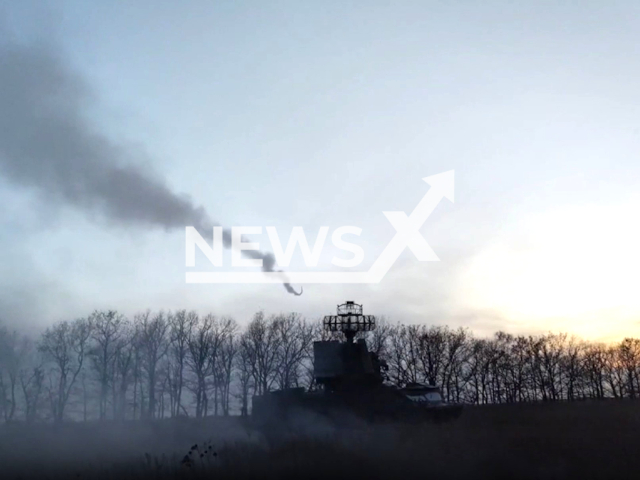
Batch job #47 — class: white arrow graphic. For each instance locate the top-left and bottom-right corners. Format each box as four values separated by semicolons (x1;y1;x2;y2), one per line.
368;170;454;282
186;170;454;284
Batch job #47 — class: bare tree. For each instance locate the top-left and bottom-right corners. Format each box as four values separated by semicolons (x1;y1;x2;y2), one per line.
583;343;608;399
167;310;196;417
88;310;126;420
616;338;640;398
242;312;281;396
387;324;422;387
111;320;135;420
273;313;314;390
136;311;170;419
0;325;21;422
561;335;585;401
418;326;448;386
215;317;239;416
366;316;393;357
440;327;471;403
236;335;254;416
39;318;93;423
18;336;45;423
186;313;224;417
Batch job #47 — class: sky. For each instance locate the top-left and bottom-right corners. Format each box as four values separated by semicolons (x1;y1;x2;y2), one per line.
0;1;639;341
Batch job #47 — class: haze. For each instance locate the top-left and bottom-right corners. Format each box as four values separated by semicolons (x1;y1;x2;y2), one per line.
1;1;639;341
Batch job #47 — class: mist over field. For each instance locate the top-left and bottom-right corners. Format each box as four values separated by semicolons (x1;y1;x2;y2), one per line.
2;401;640;480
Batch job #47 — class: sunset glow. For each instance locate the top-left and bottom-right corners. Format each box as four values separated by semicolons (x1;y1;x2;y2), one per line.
460;200;640;340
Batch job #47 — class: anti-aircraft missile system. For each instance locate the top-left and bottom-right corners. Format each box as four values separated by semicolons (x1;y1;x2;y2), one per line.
251;301;463;430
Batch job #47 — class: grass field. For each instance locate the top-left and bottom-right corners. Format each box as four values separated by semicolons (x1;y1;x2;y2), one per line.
1;399;638;480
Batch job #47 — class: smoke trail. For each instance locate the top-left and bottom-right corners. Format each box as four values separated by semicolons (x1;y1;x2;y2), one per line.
0;36;302;296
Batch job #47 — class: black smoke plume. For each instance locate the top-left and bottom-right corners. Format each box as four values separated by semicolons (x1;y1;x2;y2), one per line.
0;36;302;296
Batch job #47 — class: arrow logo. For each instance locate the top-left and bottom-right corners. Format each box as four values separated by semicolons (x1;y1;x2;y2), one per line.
186;170;454;284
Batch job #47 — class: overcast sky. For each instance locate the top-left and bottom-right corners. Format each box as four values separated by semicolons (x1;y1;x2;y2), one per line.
1;1;639;340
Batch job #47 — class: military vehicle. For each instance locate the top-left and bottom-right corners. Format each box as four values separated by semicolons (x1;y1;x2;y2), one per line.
251;301;463;431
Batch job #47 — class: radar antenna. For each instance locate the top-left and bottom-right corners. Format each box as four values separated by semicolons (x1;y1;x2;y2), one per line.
322;301;375;343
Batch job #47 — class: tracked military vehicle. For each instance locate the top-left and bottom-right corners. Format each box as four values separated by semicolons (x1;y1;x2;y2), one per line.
251;301;463;430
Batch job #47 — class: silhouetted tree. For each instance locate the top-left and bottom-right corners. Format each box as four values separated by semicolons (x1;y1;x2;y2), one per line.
0;325;21;421
135;311;170;419
88;310;126;420
39;318;92;423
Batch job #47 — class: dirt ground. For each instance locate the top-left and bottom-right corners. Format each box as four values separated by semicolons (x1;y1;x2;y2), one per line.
1;399;638;480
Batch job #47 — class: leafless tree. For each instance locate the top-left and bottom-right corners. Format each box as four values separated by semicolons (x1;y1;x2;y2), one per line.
0;325;21;421
272;313;314;390
215;317;239;415
387;324;422;386
616;338;640;398
18;336;45;423
111;320;135;420
88;310;126;420
236;335;254;416
583;343;608;399
242;311;281;395
39;318;92;423
135;311;170;419
167;310;197;417
185;313;230;417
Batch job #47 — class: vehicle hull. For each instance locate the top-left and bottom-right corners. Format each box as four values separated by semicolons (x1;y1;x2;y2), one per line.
251;386;463;432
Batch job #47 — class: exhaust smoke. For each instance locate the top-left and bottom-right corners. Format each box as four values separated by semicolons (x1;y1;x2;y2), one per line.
0;35;302;295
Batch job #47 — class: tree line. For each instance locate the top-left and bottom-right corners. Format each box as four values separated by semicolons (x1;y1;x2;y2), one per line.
0;309;639;423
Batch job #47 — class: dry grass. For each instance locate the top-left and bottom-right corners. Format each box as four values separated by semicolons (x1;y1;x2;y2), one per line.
1;399;639;480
